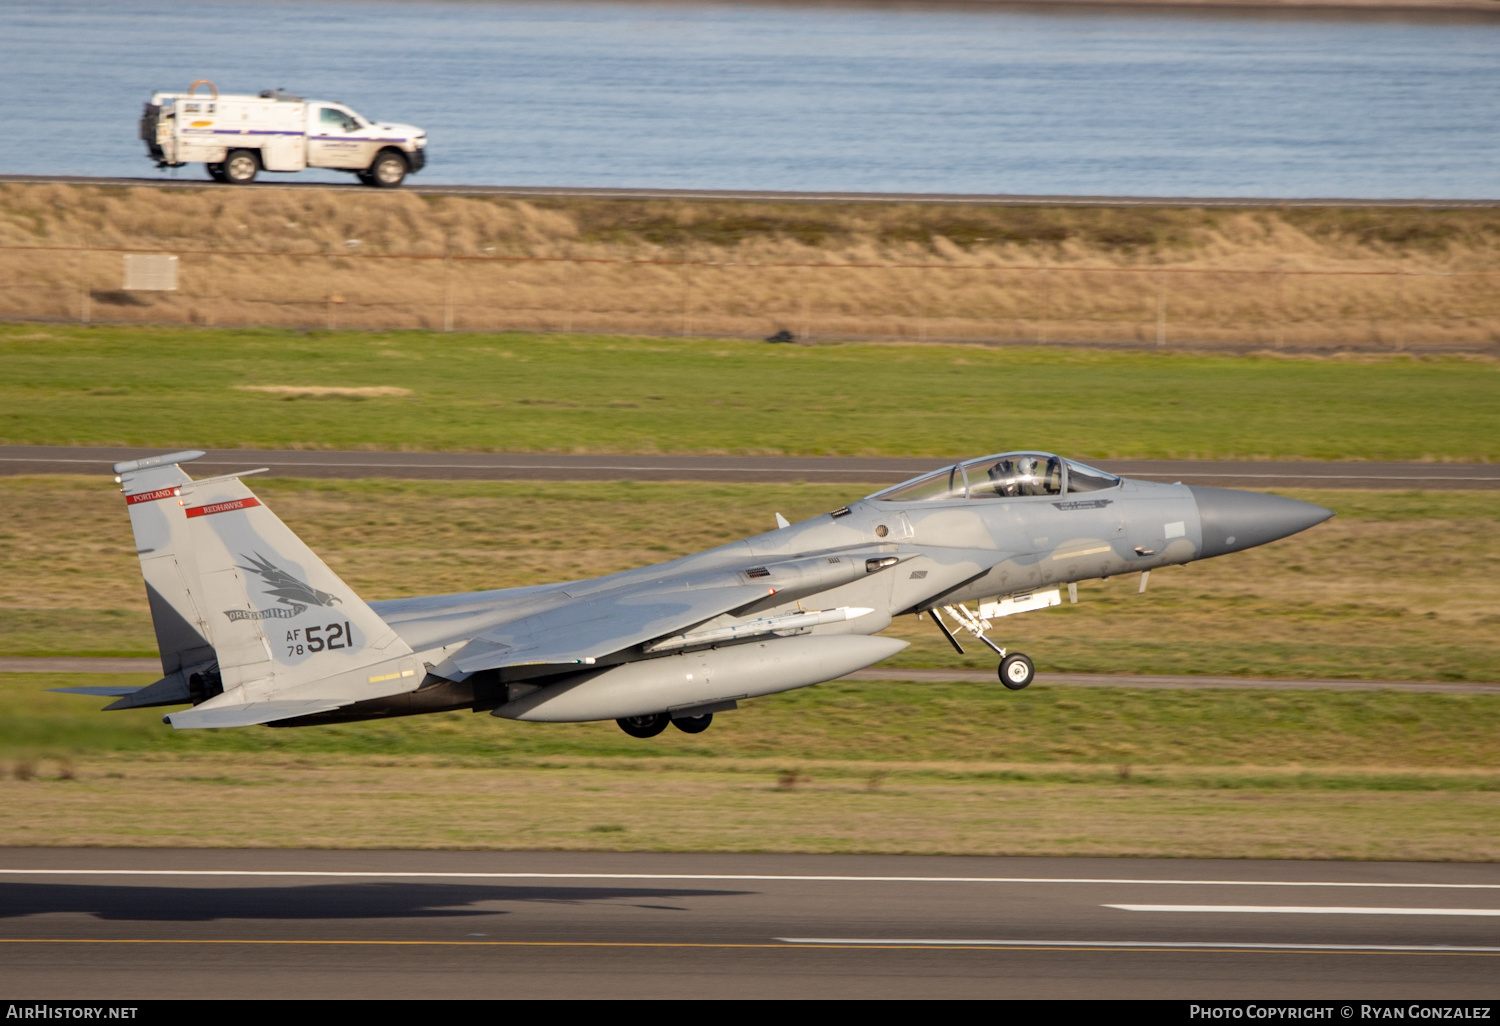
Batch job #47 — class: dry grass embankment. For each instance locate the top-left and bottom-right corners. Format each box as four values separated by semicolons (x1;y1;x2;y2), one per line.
1;183;1496;347
2;751;1496;859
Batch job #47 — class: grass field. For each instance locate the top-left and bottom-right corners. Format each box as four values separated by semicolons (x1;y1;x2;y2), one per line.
1;752;1496;859
3;324;1498;460
3;675;1497;858
8;670;1498;766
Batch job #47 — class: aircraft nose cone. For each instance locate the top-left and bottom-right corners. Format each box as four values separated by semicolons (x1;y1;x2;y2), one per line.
1189;486;1334;558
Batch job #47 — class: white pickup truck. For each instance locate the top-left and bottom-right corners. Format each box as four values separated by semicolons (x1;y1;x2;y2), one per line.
141;81;428;187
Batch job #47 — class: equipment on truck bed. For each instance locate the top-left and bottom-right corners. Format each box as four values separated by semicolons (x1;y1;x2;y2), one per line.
140;80;427;187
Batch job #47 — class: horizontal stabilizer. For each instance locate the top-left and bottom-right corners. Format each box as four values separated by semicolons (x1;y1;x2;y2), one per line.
102;671;196;710
50;686;143;698
165;698;347;729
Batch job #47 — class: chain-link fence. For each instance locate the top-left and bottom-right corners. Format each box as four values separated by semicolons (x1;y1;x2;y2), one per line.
2;243;1496;348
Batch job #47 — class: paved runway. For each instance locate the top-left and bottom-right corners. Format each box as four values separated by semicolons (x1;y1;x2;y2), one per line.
0;850;1495;998
5;657;1495;693
4;445;1496;489
7;174;1499;208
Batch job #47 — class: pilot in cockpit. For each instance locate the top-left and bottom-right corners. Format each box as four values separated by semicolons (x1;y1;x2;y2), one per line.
1018;455;1061;496
984;454;1061;496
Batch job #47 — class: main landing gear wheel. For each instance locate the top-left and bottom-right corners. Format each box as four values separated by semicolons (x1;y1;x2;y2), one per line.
999;653;1035;691
672;713;713;734
222;149;259;184
617;712;670;738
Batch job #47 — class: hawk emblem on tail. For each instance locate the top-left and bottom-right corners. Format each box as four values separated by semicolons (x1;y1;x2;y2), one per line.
238;553;341;609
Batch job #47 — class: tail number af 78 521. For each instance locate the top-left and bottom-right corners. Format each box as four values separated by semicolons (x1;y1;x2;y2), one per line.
285;622;355;657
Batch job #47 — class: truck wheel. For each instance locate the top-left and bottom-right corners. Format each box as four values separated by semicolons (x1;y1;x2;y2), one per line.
368;150;407;188
205;163;227;183
223;150;259;185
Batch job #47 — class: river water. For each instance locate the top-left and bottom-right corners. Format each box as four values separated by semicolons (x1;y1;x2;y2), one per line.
2;0;1497;197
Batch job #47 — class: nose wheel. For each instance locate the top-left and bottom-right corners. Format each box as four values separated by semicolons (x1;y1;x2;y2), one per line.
999;653;1034;690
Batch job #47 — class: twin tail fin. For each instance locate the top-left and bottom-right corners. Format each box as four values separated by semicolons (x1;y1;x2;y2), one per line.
114;451;421;728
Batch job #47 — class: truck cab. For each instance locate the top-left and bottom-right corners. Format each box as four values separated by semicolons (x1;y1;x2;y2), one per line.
141;81;428;187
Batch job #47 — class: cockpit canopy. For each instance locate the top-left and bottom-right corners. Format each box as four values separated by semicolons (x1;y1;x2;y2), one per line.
869;453;1120;502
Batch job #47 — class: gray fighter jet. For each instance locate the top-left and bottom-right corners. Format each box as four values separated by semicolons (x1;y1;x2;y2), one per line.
61;450;1331;736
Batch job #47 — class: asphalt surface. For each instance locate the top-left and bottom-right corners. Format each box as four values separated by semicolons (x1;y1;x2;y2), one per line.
0;850;1495;998
4;445;1497;488
6;657;1495;693
6;174;1499;208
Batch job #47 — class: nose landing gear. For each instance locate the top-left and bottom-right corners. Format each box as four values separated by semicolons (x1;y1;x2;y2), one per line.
929;604;1035;691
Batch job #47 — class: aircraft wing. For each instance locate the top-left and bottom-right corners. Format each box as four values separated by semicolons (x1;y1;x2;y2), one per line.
451;579;776;674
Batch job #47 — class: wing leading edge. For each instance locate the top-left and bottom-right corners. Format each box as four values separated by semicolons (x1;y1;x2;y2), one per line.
448;580;778;675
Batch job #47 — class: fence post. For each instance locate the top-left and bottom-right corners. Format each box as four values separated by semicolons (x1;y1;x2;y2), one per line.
1155;279;1166;346
1036;266;1046;343
79;248;90;325
443;253;454;332
1393;271;1404;353
800;277;811;342
1275;272;1284;350
204;252;215;328
326;254;345;330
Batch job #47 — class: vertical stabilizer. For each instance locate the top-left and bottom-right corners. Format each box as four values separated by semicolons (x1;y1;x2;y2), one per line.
164;473;420;727
115;451;215;679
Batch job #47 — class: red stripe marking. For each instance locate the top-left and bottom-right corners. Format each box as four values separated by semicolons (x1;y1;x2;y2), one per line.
184;497;261;518
126;487;179;505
